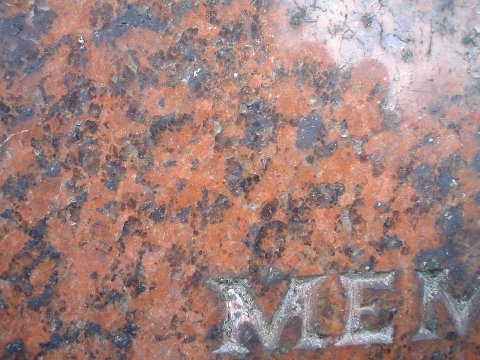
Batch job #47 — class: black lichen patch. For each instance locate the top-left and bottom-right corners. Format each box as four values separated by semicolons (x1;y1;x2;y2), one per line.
307;183;345;208
94;5;166;46
239;101;278;150
295;111;326;149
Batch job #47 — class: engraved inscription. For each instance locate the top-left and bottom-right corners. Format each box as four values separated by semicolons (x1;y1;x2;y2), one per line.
335;272;396;346
208;271;480;354
413;270;480;340
207;276;327;354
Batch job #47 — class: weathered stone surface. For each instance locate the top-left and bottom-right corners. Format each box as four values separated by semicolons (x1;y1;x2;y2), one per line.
0;0;479;359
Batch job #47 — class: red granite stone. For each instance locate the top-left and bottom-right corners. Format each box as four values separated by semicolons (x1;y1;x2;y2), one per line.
0;0;479;359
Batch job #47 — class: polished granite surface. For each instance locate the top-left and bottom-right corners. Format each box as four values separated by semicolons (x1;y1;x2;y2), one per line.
0;0;479;359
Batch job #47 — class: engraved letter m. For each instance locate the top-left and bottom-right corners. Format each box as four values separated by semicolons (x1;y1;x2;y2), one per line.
207;276;327;355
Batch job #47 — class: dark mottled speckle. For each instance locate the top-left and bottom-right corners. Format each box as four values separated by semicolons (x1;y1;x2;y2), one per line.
376;235;403;253
296;111;326;149
307;183;345;208
436;206;464;238
5;339;25;354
